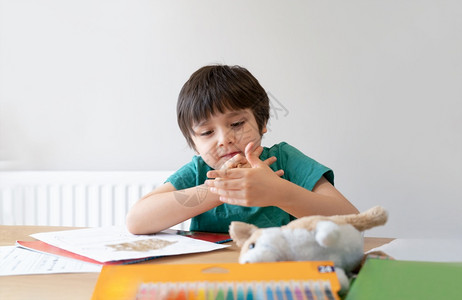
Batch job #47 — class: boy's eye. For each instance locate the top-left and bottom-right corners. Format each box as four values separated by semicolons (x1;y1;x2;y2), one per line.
200;130;213;136
231;121;245;128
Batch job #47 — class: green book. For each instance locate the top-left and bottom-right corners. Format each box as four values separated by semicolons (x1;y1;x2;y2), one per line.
345;258;462;300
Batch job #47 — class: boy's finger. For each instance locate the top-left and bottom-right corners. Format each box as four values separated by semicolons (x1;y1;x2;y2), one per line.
220;153;247;170
205;177;243;189
207;169;242;179
262;157;284;176
219;197;244;206
251;145;264;158
244;141;258;155
245;143;264;167
275;169;284;177
262;156;277;166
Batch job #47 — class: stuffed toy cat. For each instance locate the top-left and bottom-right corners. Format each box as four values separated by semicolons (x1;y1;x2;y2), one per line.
229;206;388;292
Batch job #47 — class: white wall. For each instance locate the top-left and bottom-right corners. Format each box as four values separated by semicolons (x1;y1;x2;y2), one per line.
1;0;461;238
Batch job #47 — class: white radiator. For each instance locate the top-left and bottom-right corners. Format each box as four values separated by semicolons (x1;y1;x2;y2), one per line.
0;171;190;229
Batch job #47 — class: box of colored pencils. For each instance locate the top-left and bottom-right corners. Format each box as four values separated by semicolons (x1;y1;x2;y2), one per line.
91;261;341;300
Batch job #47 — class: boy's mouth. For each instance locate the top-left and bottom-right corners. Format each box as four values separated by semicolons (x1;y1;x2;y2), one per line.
220;151;241;159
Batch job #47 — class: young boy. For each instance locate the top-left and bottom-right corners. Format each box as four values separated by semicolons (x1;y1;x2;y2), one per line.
126;65;358;234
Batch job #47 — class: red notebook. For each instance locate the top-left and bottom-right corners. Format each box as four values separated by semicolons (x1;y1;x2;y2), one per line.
17;230;231;265
164;229;232;244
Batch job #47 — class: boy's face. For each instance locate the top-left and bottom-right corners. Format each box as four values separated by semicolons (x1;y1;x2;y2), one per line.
191;109;267;170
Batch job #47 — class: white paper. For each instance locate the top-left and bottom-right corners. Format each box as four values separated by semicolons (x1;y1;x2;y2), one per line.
31;226;229;263
0;246;101;276
367;238;462;262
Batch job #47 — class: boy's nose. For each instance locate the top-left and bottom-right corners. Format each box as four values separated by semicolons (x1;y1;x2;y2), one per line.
218;129;234;146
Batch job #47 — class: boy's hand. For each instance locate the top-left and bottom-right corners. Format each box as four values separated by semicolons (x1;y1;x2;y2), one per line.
219;144;284;177
206;143;285;207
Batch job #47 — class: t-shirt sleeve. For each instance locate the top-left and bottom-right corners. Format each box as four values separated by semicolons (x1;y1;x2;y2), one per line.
165;156;212;190
278;142;334;191
165;160;198;190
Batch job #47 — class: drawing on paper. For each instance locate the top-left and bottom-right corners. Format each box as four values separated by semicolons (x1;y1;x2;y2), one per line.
107;239;177;252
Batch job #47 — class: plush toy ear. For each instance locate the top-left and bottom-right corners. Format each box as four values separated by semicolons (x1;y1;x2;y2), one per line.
229;221;259;248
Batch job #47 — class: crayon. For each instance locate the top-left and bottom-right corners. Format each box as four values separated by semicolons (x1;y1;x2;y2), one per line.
323;282;335;300
225;284;234;300
275;283;284;300
245;283;254;300
176;288;187;300
293;284;304;300
188;287;197;300
265;284;275;300
255;282;265;300
207;282;215;300
284;284;293;300
303;282;314;300
313;282;324;300
236;283;245;300
215;285;225;300
197;284;206;300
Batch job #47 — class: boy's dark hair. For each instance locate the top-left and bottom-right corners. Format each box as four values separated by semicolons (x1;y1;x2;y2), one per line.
177;64;270;150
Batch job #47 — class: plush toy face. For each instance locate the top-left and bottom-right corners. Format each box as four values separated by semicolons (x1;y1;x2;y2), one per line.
238;227;319;264
231;221;365;273
238;227;289;263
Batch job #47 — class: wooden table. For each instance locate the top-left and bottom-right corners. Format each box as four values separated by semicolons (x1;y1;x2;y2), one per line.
0;225;393;300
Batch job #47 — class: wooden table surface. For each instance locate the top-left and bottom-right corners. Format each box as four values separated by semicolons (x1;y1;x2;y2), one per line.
0;225;393;300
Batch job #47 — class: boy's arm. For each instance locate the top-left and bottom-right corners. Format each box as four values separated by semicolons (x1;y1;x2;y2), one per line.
126;182;222;234
275;175;359;217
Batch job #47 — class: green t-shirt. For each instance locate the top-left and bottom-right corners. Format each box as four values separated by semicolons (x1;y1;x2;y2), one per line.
166;142;334;233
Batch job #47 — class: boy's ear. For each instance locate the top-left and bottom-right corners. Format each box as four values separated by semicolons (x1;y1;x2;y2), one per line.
261;125;268;135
